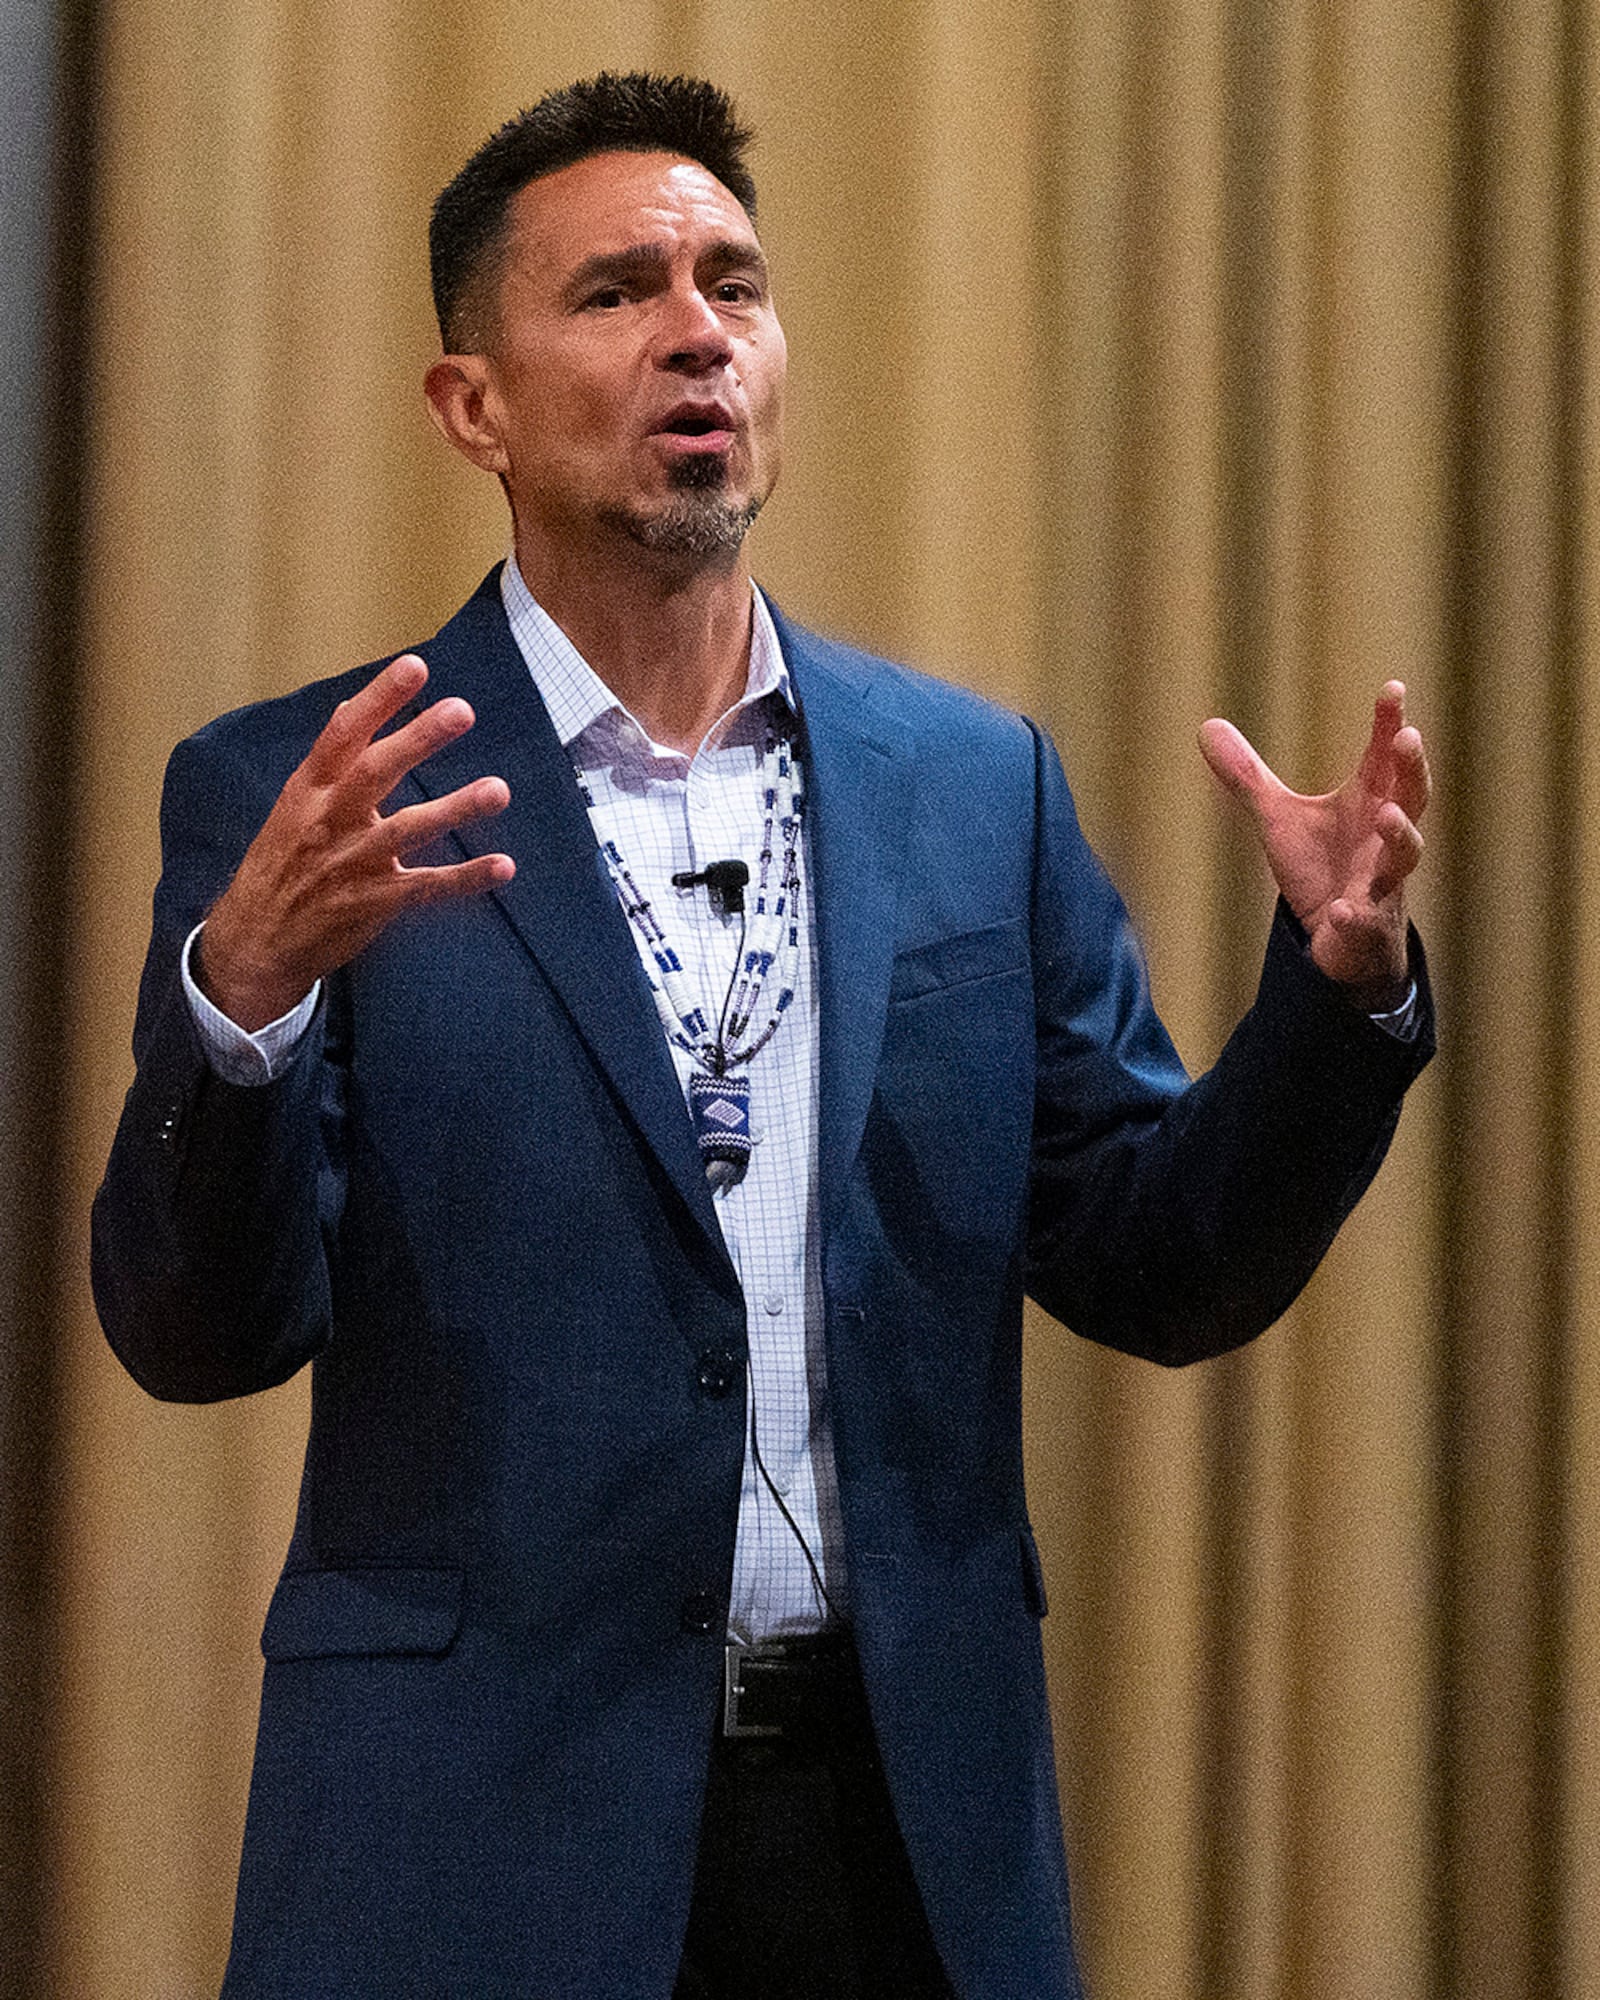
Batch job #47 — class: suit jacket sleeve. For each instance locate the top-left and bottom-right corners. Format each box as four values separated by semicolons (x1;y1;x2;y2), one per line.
1021;717;1435;1365
91;723;343;1402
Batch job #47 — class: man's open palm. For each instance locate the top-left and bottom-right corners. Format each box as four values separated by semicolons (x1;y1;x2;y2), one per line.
1199;681;1430;1009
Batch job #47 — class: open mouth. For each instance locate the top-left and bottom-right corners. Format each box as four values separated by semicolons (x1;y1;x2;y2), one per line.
653;403;737;444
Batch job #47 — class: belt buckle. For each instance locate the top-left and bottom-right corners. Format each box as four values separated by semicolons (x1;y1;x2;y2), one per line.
722;1642;788;1739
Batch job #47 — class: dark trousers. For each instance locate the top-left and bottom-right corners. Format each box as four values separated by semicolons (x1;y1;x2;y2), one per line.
673;1639;956;2000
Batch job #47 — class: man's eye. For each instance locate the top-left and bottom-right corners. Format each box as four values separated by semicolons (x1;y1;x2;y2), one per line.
713;280;759;305
586;287;627;310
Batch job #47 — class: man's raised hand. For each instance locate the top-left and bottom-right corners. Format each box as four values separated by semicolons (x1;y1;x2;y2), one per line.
197;655;514;1031
1198;681;1430;1011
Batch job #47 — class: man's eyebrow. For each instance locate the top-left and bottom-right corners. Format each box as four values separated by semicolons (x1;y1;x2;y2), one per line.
698;240;770;287
561;244;671;304
559;238;770;305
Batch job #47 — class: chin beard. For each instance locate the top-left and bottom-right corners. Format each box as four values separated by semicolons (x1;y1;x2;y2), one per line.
603;456;765;559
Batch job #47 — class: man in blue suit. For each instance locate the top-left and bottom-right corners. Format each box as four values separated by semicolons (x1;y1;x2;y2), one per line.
93;73;1434;2000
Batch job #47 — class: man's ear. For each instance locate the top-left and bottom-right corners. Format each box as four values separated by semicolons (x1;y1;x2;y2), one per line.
423;354;509;476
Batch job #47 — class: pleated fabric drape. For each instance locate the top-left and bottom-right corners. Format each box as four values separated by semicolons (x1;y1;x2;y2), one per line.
47;3;1599;1995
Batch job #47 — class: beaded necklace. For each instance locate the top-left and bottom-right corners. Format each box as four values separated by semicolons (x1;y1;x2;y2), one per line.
574;720;805;1188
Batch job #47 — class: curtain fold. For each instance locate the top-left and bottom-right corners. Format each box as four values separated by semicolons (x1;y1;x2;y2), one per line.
47;4;1597;1994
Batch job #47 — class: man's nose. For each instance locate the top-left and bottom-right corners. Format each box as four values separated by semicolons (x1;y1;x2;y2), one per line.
656;287;734;372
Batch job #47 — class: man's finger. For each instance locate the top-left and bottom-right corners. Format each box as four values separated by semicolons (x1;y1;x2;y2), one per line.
356;695;480;800
303;655;430;783
1356;681;1408;792
1198;717;1282;809
377;777;512;859
395;851;516;905
1390;725;1431;824
1370;806;1424;899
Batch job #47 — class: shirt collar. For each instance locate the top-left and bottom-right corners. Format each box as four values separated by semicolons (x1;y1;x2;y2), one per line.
499;552;794;756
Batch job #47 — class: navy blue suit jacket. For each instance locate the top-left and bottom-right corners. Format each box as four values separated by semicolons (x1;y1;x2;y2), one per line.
92;572;1433;1998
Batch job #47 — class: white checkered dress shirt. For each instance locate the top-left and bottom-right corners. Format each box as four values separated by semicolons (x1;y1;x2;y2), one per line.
186;563;849;1642
500;558;846;1641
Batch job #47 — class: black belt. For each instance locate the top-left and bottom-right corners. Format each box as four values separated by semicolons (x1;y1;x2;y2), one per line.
721;1632;859;1741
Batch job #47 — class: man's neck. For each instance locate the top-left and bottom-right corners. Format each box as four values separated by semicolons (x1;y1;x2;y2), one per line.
512;535;755;754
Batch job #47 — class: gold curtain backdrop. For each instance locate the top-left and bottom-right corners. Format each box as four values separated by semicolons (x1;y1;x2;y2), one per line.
47;1;1597;1994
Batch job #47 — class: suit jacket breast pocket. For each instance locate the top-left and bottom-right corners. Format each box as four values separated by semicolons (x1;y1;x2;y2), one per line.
871;920;1034;1271
886;918;1029;1006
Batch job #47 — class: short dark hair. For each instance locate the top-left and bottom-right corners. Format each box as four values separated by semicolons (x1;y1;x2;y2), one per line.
430;72;758;350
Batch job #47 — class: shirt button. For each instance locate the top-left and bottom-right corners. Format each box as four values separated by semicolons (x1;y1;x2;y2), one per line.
697;1351;738;1398
763;1294;785;1317
679;1590;721;1635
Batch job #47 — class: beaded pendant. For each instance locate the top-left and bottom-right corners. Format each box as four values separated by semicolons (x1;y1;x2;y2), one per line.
689;1069;753;1189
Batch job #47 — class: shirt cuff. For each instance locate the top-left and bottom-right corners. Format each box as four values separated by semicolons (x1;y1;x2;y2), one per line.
182;923;320;1084
1368;980;1420;1041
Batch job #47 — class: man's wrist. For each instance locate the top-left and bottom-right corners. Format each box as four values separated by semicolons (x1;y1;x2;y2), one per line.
1341;970;1411;1014
182;924;321;1084
192;915;312;1034
1366;979;1420;1040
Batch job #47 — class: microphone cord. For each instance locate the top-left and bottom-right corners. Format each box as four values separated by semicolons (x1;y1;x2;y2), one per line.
712;903;747;1078
746;1357;839;1625
692;847;835;1621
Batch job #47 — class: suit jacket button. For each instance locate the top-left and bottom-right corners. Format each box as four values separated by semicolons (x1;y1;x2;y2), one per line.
679;1591;721;1635
697;1351;737;1398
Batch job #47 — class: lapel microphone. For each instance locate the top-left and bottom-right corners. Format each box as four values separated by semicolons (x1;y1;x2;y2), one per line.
671;859;749;914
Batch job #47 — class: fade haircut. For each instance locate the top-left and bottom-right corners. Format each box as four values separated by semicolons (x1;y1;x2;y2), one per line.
430;72;758;351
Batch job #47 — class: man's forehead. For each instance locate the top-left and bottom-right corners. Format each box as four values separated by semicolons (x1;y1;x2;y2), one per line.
508;150;759;264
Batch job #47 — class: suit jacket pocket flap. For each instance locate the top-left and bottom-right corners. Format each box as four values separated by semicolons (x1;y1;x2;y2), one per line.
888;918;1028;1004
261;1566;464;1661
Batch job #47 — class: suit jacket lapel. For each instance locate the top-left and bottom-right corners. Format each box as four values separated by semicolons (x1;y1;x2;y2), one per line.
775;609;909;1243
391;577;907;1264
398;574;729;1259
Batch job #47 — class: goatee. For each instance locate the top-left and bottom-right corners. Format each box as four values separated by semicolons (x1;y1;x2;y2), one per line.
602;456;764;558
